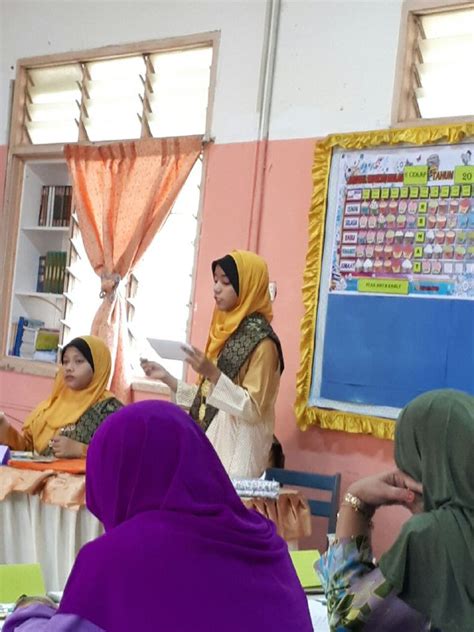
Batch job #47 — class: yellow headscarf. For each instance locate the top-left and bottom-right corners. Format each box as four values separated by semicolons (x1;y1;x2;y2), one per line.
22;335;114;453
205;250;273;362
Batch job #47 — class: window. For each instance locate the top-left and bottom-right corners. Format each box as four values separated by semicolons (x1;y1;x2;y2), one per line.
24;46;213;144
393;2;474;124
0;35;217;379
63;158;203;380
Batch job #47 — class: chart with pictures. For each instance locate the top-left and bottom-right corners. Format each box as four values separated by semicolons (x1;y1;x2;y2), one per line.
329;143;474;299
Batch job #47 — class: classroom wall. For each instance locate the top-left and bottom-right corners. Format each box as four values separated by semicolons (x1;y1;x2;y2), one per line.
0;0;410;554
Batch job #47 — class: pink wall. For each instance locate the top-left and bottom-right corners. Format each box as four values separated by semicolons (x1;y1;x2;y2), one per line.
0;138;409;556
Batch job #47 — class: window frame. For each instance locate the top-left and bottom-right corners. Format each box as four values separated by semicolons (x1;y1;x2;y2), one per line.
0;32;219;382
392;0;474;127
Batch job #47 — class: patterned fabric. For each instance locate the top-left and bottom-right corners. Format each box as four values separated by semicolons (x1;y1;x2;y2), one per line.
176;337;280;478
22;335;114;453
65;137;202;403
189;312;283;432
42;397;122;456
316;536;431;631
317;536;389;630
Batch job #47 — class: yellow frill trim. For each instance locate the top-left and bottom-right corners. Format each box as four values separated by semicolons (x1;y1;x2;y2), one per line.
295;122;474;439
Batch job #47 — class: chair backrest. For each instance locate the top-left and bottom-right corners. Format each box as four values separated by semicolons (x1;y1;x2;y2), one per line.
265;468;341;534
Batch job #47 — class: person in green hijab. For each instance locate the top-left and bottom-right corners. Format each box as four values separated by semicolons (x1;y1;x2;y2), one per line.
316;389;474;632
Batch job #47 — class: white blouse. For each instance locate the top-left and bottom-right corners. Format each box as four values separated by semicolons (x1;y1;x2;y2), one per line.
175;338;281;479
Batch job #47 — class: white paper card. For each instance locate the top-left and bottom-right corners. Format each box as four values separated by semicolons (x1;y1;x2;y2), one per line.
146;338;193;361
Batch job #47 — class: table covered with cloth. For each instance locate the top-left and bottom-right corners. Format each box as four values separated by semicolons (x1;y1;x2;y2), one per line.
0;462;311;591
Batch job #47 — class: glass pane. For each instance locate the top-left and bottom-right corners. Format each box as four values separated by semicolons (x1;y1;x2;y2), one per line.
129;159;202;378
26;64;82;143
83;56;146;142
146;47;212;137
25;120;79;144
415;10;474;119
421;9;474;38
419;33;473;63
63;224;101;342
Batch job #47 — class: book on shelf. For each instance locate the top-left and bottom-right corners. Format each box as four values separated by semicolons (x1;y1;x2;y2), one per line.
41;251;67;294
34;327;60;363
36;255;46;292
11;318;59;363
37;185;73;227
12;316;44;357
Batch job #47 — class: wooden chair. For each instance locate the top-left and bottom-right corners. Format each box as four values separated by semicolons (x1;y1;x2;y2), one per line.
265;468;341;534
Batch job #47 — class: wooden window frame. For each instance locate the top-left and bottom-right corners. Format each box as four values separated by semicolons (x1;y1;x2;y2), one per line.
392;0;474;127
0;32;219;378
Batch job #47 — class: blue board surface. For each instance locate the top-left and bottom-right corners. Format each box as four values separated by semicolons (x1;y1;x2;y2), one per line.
312;294;474;409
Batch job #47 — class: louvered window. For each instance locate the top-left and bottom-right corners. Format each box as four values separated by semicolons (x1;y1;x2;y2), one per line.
413;8;474;118
24;46;213;144
396;5;474;123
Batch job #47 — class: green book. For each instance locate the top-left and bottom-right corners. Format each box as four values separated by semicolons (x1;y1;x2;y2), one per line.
290;549;322;591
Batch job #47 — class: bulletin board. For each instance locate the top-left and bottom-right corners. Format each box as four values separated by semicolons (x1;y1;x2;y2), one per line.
295;124;474;438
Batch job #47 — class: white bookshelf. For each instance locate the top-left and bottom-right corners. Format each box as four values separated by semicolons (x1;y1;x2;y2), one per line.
8;160;71;359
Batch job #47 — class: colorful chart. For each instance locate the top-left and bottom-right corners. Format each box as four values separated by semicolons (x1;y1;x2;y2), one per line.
330;144;474;299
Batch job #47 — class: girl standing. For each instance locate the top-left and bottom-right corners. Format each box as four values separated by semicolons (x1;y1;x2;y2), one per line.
141;250;284;478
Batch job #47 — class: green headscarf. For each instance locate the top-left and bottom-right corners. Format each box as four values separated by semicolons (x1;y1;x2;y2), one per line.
379;389;474;632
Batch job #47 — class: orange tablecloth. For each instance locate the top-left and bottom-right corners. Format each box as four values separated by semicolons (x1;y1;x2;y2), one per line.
0;465;312;541
0;466;86;509
8;458;86;474
242;490;312;541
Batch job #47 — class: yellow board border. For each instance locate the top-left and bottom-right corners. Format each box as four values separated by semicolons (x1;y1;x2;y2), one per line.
294;123;474;439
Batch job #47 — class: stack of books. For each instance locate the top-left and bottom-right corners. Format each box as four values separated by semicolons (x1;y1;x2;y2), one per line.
37;185;73;227
11;317;59;363
12;317;44;358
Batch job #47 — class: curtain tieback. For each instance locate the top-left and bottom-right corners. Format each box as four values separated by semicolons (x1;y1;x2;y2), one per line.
99;272;122;301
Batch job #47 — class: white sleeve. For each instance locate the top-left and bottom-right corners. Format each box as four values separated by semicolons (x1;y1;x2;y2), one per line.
174;380;199;410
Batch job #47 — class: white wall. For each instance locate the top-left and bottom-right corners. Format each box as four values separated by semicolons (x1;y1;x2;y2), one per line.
270;0;403;138
0;0;268;144
0;0;403;145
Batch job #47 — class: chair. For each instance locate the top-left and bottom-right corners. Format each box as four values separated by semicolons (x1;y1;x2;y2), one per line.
265;468;341;534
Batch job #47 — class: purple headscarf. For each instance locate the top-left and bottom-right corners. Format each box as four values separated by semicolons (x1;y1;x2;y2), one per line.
58;401;312;632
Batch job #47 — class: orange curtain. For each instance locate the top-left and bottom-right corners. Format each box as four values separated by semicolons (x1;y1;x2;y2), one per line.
64;136;202;403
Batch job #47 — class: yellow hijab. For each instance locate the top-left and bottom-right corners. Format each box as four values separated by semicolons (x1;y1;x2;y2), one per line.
205;250;273;361
22;335;114;453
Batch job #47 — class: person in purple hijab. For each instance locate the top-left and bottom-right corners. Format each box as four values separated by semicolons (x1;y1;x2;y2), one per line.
5;400;312;632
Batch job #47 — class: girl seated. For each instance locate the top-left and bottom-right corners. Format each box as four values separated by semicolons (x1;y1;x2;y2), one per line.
0;335;122;458
317;389;473;632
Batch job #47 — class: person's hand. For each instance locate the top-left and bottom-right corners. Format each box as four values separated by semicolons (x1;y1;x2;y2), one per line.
14;595;57;611
50;436;85;459
348;469;423;510
140;358;178;393
183;346;221;384
140;359;170;381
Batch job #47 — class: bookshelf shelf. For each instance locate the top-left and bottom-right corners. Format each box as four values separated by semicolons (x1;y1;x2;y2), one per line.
22;226;70;233
15;291;65;300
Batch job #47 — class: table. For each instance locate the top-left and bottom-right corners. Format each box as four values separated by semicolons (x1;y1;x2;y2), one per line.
242;489;312;545
0;466;101;592
0;466;312;591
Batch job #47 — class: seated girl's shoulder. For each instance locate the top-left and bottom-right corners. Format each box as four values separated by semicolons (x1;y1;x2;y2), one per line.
96;397;124;413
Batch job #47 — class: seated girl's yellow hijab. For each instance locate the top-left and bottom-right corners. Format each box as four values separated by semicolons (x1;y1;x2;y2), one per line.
22;335;114;453
205;250;273;361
